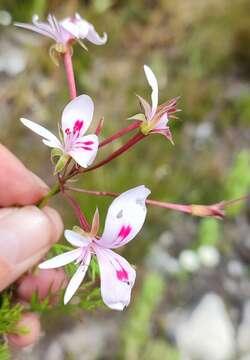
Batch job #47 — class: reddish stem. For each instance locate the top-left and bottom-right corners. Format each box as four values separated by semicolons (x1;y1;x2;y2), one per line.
99;121;141;148
79;131;145;174
63;49;77;100
65;186;242;219
62;190;90;232
64;187;200;214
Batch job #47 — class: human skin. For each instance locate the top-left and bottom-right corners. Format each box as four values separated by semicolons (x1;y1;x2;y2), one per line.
0;144;63;346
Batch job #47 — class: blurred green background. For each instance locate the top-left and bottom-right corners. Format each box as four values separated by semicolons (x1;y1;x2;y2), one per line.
1;0;250;359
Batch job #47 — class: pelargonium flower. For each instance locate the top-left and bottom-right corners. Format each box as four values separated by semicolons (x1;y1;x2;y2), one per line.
15;13;107;51
39;185;151;310
131;65;180;143
20;94;99;169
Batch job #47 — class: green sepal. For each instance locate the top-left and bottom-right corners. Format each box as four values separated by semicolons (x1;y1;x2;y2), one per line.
54;154;69;175
51;148;63;165
58;123;64;144
127;113;146;121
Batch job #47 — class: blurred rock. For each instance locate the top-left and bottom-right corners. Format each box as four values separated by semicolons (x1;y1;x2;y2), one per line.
237;301;250;355
0;41;27;76
176;293;235;360
44;317;119;360
198;245;220;268
179;250;200;273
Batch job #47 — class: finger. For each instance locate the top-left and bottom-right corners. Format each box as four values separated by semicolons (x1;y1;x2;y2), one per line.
0;144;48;207
7;313;41;348
17;268;67;303
0;206;63;291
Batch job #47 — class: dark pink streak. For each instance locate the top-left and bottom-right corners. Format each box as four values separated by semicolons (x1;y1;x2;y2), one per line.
73;120;84;135
74;146;93;151
76;141;94;145
116;268;129;282
118;225;132;240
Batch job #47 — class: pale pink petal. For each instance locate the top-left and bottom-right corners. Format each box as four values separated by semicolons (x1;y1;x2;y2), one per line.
74;13;90;38
94;245;136;310
64;250;91;304
155;113;169;129
144;65;158;119
97;185;150;249
136;95;152;120
64;229;90;248
33;15;57;38
14;22;56;40
42;139;62;148
39;249;82;269
86;24;107;45
61;95;94;138
69;134;99;168
60;17;81;38
20;118;62;149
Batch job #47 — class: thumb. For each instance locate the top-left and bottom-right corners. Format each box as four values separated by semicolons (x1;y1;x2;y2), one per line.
0;206;63;291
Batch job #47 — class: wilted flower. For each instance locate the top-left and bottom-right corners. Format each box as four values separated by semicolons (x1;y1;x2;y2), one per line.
39;186;151;310
20;94;99;170
15;13;107;55
130;65;180;143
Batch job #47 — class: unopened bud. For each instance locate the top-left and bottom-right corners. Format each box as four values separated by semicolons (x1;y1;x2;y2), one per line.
191;204;225;219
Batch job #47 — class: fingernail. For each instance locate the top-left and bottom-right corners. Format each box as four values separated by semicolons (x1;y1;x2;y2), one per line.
42;207;63;244
0;206;56;265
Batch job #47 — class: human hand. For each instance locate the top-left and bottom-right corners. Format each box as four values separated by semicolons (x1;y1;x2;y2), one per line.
0;144;64;347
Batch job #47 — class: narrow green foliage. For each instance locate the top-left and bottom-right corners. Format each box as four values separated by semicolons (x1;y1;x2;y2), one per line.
198;218;220;247
0;343;11;360
121;272;166;360
0;293;24;335
143;340;179;360
225;150;250;216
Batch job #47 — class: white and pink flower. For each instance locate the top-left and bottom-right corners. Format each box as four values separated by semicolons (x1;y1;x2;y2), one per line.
132;65;180;143
15;13;107;48
39;185;151;310
20;94;99;168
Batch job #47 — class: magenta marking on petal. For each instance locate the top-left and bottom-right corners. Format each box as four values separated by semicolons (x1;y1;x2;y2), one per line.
73;119;84;135
116;268;129;282
65;128;71;135
74;145;93;151
76;141;94;146
118;225;132;240
83;141;94;145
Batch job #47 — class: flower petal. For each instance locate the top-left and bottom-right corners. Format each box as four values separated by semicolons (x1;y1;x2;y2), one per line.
60;17;81;39
14;22;56;40
97;185;150;249
64;229;90;248
86;24;108;45
20;118;62;149
155;113;169;129
61;95;94;138
64;250;91;304
69;134;99;168
94;245;136;310
39;249;82;269
144;65;158;119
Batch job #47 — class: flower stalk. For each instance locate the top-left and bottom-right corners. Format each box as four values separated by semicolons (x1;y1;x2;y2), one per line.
63;49;77;99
